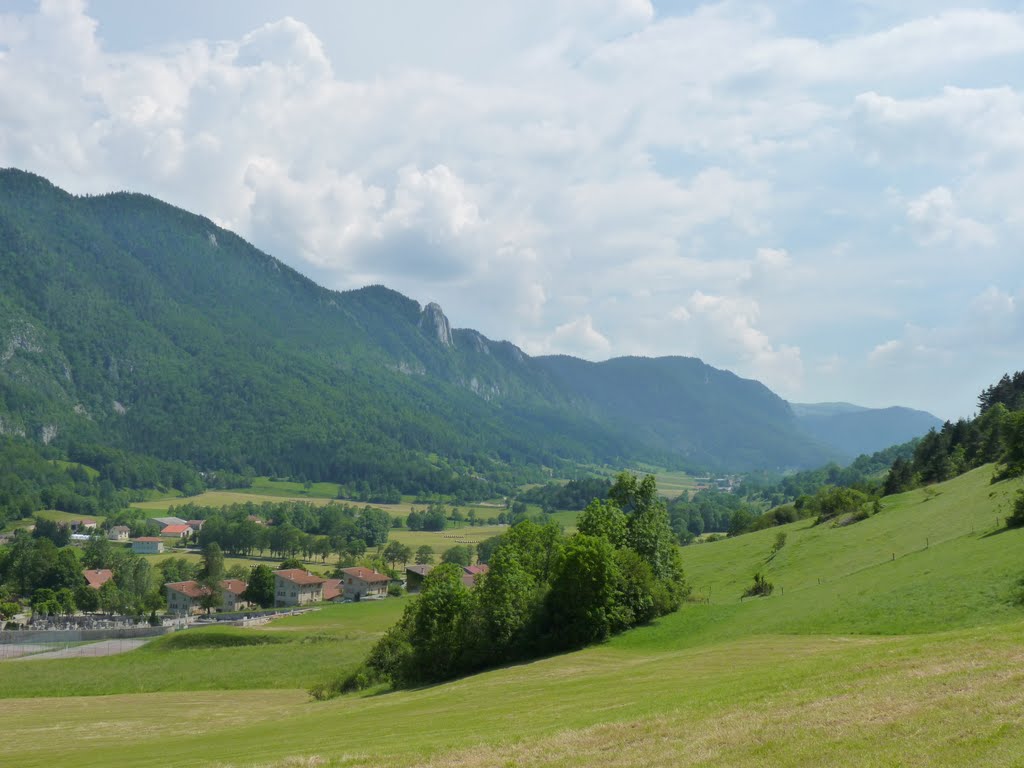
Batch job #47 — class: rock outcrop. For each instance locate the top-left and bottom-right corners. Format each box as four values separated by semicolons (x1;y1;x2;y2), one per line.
419;302;453;347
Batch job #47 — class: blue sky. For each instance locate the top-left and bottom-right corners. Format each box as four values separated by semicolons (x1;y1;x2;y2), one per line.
1;1;1022;419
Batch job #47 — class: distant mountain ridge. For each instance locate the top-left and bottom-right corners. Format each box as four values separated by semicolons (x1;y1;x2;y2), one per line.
0;169;937;488
791;402;943;459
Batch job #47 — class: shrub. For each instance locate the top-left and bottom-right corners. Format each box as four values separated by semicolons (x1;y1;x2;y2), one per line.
1007;490;1024;529
743;572;774;598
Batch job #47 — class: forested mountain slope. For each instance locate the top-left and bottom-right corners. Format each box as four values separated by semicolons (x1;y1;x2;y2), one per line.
0;169;929;486
792;402;943;459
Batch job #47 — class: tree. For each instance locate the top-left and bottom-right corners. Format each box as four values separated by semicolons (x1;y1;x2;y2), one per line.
159;557;198;585
577;498;627;547
544;534;620;650
383;541;412;569
476;545;537;659
32;588;61;618
442;545;472;567
414;545;434;565
74;583;100;613
198;542;225;613
32;516;71;547
82;535;114;569
403;563;477;684
243;564;276;608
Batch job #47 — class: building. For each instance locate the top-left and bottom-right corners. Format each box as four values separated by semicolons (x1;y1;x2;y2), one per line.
159;524;193;538
340;567;390;600
107;525;131;541
165;579;250;615
186;519;205;532
148;516;188;529
132;537;164;554
165;581;209;615
461;564;489;589
82;568;113;589
322;578;343;602
69;519;97;533
273;569;325;606
405;564;434;593
220;579;249;611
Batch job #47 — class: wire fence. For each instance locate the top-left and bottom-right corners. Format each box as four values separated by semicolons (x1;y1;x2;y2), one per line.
0;622;173;661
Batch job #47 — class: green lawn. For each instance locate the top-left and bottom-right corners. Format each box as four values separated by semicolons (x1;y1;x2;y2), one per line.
0;601;405;699
2;465;1022;767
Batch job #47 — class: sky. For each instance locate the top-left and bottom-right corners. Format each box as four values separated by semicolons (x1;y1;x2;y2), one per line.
1;0;1022;420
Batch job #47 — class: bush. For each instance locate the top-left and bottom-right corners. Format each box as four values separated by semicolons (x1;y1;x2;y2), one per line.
387;582;404;598
743;572;774;598
1007;490;1024;529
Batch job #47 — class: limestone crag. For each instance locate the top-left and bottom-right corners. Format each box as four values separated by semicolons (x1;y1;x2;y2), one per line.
419;302;453;347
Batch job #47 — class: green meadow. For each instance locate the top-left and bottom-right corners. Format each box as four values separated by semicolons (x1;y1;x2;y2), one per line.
2;465;1022;767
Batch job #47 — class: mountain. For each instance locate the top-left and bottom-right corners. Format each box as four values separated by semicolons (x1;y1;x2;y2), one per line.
791;402;943;459
0;169;898;489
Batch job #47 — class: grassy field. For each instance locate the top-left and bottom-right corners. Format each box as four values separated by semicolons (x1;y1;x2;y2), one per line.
2;465;1022;766
388;523;507;553
0;601;405;699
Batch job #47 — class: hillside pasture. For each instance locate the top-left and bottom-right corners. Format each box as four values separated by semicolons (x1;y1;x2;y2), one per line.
2;464;1022;766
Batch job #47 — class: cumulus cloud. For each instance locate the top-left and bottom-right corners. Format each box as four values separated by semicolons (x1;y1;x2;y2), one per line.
0;1;1022;416
680;291;804;395
905;187;995;248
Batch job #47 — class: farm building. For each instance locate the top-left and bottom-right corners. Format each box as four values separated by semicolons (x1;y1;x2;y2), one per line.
273;569;325;606
82;568;113;589
405;564;433;593
340;567;389;600
131;537;164;554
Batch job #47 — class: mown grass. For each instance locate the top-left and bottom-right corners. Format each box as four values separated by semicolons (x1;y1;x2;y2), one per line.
0;601;405;699
2;466;1022;767
388;524;507;552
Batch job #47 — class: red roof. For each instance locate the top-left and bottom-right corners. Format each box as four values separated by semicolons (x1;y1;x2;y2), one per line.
220;579;247;596
165;580;210;599
82;569;113;589
160;524;192;535
273;568;325;586
341;567;389;584
322;578;342;601
464;564;490;576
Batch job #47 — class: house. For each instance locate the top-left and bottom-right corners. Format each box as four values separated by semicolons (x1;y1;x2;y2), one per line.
405;564;434;593
159;524;193;539
107;525;131;541
461;563;489;589
132;537;164;554
322;578;343;602
219;579;249;611
165;581;209;615
273;569;325;606
82;568;113;589
148;516;187;529
69;519;97;533
340;567;390;600
186;519;205;531
165;579;250;615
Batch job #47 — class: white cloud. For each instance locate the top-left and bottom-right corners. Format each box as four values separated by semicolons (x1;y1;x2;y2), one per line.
0;1;1022;417
681;291;804;395
905;186;995;248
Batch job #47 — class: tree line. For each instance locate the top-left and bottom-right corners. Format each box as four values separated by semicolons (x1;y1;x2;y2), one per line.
318;474;688;696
